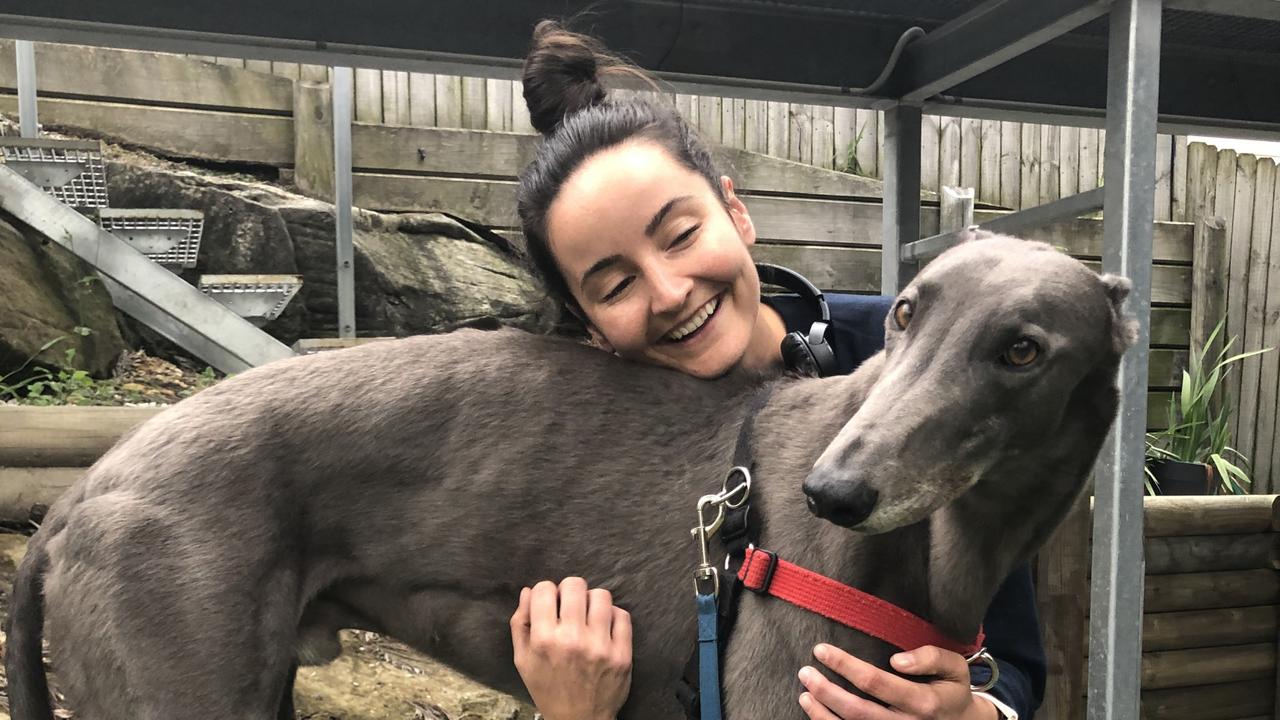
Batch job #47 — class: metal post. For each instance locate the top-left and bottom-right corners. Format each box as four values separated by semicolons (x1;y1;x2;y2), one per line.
332;66;356;339
15;40;38;138
881;103;922;294
1088;1;1162;718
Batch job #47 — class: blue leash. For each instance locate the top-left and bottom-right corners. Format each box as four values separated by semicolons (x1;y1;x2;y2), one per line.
696;591;722;720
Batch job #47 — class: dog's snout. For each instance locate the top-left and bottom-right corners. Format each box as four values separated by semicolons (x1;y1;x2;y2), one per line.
803;476;879;528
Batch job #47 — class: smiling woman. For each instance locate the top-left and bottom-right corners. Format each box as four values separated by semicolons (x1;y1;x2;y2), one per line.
508;19;1045;720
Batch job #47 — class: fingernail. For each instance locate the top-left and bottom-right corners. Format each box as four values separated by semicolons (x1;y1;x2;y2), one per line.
814;644;830;662
798;666;815;684
891;653;913;670
799;692;812;710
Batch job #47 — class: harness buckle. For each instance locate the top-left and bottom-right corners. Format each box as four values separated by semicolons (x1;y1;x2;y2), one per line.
966;647;1000;693
742;546;779;594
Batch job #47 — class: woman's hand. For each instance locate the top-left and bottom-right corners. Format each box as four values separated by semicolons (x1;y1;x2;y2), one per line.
510;577;633;720
797;644;999;720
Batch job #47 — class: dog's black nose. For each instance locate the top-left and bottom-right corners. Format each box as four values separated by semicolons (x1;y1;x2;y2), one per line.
803;480;879;528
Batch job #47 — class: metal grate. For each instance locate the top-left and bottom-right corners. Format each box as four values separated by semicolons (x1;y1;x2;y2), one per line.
99;208;205;269
198;274;303;327
0;138;108;208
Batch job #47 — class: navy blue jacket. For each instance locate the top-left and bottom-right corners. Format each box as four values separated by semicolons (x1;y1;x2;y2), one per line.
766;293;1046;718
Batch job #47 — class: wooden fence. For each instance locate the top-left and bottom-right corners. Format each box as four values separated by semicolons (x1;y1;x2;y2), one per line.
194;58;1190;219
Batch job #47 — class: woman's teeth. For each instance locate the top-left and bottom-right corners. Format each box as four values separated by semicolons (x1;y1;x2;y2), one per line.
667;297;719;341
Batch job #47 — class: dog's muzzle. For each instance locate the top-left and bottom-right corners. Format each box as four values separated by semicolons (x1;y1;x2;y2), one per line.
803;476;879;528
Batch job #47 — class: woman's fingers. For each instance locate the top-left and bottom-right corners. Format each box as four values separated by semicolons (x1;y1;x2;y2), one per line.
798;665;897;720
813;643;924;710
558;576;589;626
891;646;971;685
528;580;560;637
510;586;531;657
586;587;615;642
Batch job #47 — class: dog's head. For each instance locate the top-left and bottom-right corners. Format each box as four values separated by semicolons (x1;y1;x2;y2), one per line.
803;233;1136;532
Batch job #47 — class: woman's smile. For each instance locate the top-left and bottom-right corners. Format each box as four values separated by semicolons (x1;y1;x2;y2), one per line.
663;293;722;344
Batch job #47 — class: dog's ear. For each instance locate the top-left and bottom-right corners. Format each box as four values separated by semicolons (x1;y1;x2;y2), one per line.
1099;273;1139;353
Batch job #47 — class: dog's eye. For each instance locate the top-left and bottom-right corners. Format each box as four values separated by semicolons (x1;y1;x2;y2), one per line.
1002;339;1040;367
892;300;913;330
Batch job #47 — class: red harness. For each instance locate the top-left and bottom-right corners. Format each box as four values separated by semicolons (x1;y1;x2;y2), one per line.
736;546;985;657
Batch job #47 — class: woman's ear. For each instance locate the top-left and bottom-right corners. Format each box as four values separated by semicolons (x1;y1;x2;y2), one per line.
720;175;757;247
586;324;616;354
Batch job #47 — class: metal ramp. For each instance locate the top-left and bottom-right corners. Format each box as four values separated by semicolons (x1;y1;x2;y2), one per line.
0;163;296;374
0;137;108;208
199;274;302;328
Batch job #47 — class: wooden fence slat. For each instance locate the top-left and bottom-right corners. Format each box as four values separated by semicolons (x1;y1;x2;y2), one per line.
920;114;940;196
1238;158;1276;481
1140;679;1275;720
354;67;383;123
0;467;83;521
812;104;835;170
1000;121;1022;208
460;76;486;129
960;118;981;194
1039;122;1060;203
1079;127;1100;192
435;75;463;127
979;119;1001;205
940;115;961;190
408;73;436;127
697;96;723;143
833;106;856;172
1059;126;1081;198
724;98;746;150
215;57;245;68
244;58;272;75
855;108;878;178
1155;134;1174;222
1227;153;1257;449
791;104;813;165
484;78;513;131
675;93;695;125
1173;135;1190;222
1144;569;1280;612
271;62;301;81
1143;495;1280;536
1262;175;1280;495
386;71;411;126
1021;123;1042;209
746;100;769;154
766;101;789;159
511;79;535;134
1035;494;1090;720
1143;532;1278;574
301;64;329;84
1142;606;1277;652
1140;643;1275;690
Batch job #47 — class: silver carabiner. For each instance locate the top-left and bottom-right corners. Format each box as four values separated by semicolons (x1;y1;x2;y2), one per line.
966;648;1000;692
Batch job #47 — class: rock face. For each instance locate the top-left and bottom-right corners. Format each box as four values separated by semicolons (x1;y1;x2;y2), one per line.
0;215;127;378
103;151;558;348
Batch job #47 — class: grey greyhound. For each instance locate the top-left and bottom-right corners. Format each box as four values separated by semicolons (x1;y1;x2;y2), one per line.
6;234;1135;719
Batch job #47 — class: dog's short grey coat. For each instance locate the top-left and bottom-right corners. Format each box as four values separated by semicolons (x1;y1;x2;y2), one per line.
5;235;1135;719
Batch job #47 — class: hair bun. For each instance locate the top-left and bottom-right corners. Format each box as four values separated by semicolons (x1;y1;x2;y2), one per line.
522;21;612;136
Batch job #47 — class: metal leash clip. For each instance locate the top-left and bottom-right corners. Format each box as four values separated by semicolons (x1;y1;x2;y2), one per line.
966;647;1000;692
690;467;753;598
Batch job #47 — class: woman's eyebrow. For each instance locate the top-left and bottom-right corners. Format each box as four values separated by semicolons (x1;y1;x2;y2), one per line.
644;195;694;237
581;254;623;291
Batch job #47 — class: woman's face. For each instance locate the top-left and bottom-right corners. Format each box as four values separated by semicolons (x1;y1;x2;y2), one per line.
546;141;772;379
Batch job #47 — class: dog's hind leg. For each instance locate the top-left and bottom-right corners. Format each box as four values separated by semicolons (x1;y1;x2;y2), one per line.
41;492;301;719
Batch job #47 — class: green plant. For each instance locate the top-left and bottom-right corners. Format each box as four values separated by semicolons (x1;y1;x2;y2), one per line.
1144;319;1271;495
0;336;69;402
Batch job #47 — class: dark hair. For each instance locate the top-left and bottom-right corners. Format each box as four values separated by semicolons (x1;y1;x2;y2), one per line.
517;20;727;324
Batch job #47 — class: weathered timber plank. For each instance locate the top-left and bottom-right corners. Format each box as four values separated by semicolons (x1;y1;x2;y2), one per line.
0;40;292;113
0;95;292;166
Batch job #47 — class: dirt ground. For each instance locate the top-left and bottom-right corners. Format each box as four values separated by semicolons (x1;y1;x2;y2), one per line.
0;534;536;720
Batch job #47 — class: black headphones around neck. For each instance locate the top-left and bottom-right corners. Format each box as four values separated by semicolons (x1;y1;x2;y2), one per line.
755;263;836;378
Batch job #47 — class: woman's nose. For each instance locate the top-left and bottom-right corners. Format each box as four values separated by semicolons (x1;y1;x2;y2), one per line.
648;268;693;316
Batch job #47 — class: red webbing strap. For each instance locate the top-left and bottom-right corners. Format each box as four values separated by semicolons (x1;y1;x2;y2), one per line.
736;547;984;657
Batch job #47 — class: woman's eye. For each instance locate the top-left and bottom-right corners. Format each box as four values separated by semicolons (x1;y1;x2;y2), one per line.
893;300;913;330
602;277;633;302
1002;338;1041;367
669;224;700;249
